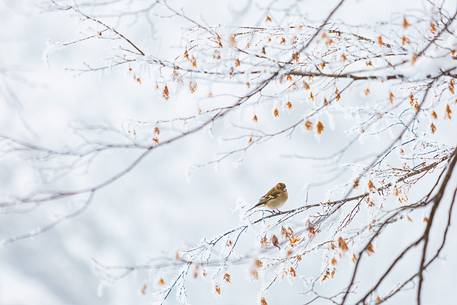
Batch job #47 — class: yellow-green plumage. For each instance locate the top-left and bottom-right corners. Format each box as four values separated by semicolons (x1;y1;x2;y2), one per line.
247;182;288;211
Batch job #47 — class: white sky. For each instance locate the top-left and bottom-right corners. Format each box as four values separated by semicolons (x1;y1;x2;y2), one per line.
1;0;456;305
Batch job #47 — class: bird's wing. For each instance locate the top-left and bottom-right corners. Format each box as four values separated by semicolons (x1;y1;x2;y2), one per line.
246;187;280;212
259;187;280;204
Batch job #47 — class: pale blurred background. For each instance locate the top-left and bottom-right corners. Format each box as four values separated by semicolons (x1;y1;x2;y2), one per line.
1;1;456;304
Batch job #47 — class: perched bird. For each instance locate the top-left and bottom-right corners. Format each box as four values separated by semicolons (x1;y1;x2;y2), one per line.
247;182;288;212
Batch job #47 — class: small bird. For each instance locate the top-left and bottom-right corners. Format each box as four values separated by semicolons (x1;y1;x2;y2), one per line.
247;182;288;212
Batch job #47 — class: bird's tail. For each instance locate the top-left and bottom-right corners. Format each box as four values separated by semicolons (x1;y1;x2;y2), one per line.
246;202;264;213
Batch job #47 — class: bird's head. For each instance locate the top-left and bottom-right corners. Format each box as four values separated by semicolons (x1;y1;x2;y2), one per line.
276;182;286;191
